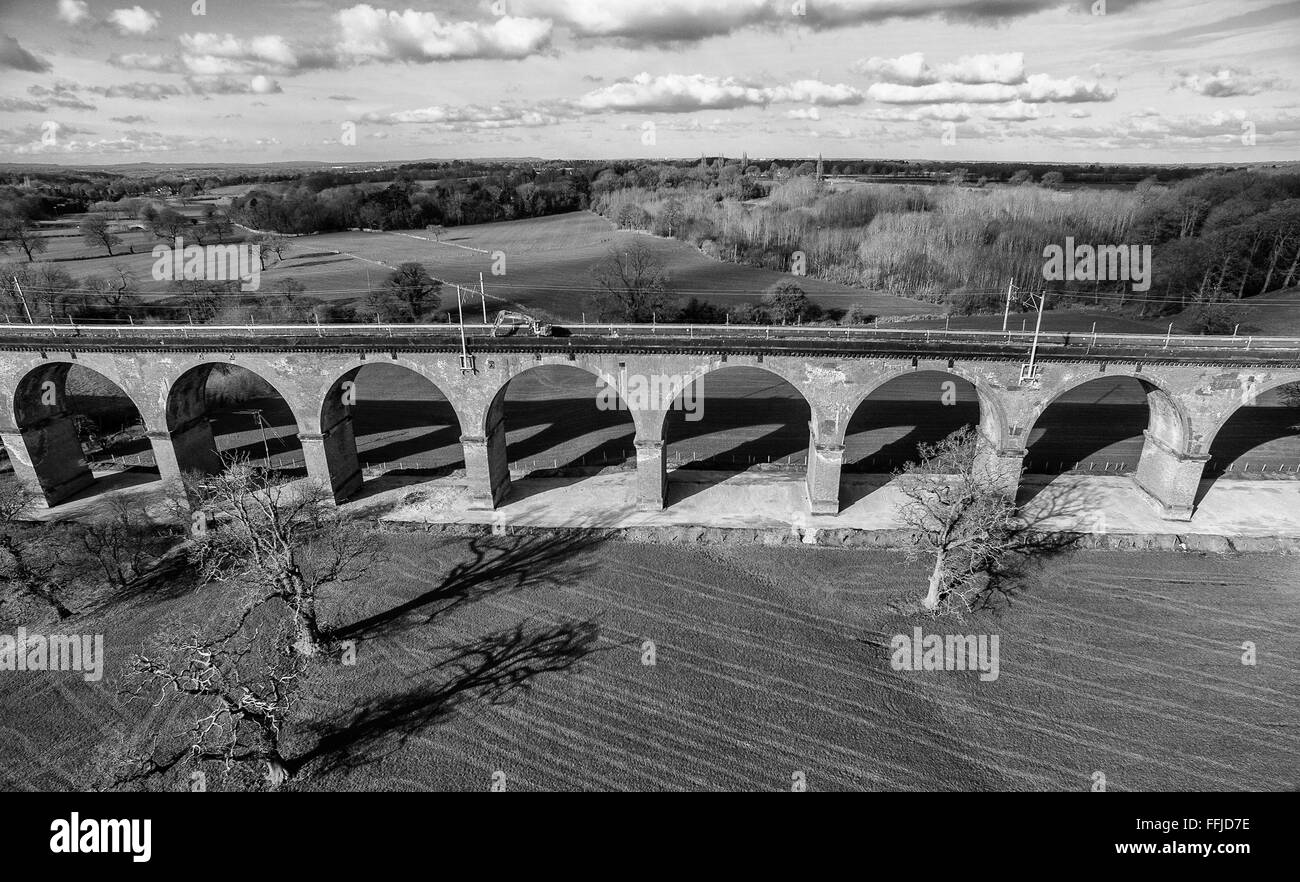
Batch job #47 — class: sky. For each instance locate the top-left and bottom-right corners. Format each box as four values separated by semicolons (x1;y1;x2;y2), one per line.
0;0;1297;165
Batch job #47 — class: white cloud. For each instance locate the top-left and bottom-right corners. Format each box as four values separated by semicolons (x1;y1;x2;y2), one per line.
335;4;553;62
856;51;1114;123
852;52;1026;85
108;52;173;72
177;33;331;76
509;0;1075;42
575;72;863;113
361;104;562;129
108;6;160;36
0;122;235;156
57;0;90;25
859;103;972;122
1033;109;1300;152
867;81;1018;104
1175;67;1283;98
87;81;184;100
1018;73;1115;102
983;100;1047;121
509;0;770;41
869;74;1114;104
249;75;280;94
769;79;863;105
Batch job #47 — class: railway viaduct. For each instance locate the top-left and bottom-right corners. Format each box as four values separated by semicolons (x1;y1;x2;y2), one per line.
1;324;1298;521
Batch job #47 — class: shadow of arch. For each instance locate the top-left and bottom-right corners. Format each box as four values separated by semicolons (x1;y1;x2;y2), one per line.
166;363;304;477
1196;383;1300;507
662;365;811;507
10;362;158;507
1021;375;1177;505
321;363;464;502
841;370;980;509
489;364;635;504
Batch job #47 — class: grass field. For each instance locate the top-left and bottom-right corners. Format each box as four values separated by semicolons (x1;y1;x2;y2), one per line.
26;205;1300;335
1176;287;1300;337
266;212;936;321
24;210;936;322
2;536;1296;791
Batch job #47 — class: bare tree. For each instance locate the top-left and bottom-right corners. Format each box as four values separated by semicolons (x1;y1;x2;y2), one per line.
385;262;440;321
109;614;306;789
590;240;674;321
80;213;121;256
86;263;137;309
149;208;188;244
249;232;286;270
180;457;378;657
204;207;233;244
0;483;73;619
0;215;48;261
102;459;375;790
76;494;173;592
895;427;1022;611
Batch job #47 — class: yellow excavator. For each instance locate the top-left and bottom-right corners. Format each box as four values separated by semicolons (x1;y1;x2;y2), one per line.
492;309;553;337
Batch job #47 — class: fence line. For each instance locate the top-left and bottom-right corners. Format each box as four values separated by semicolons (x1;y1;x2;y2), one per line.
73;448;1300;479
3;320;1299;353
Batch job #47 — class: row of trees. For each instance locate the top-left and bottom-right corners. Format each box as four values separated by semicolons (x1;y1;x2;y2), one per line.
592;168;1300;325
587;240;836;325
0;257;442;326
230;173;591;235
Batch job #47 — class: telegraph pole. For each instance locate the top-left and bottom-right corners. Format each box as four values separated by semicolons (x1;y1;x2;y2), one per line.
12;277;34;324
1024;289;1047;382
456;284;472;372
1001;278;1015;333
480;272;487;323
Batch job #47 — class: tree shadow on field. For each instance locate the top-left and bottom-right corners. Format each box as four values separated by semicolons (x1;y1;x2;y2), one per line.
300;617;604;777
969;477;1103;614
334;533;605;642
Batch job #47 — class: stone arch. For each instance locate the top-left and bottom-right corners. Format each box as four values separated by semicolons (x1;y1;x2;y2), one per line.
1022;371;1198;518
1025;370;1191;459
640;360;817;443
1198;374;1300;457
473;362;635;508
834;367;991;513
657;363;813;508
164;361;305;476
317;362;464;501
841;369;985;471
1195;374;1300;506
842;364;1005;449
6;360;156;506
